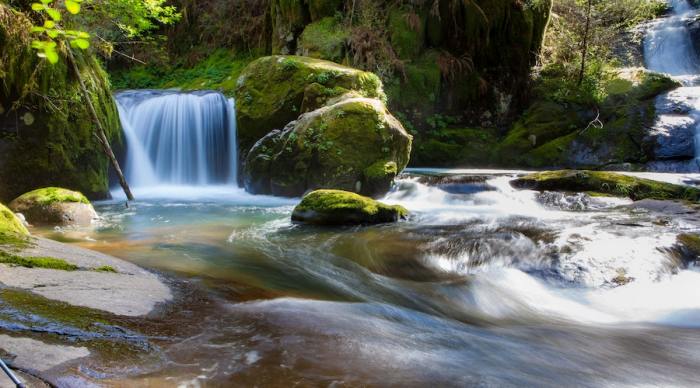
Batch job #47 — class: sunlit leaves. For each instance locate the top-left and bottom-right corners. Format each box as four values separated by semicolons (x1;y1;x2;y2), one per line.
65;1;81;14
29;0;89;64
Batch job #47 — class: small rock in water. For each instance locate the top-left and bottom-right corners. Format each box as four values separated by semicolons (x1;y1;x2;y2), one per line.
291;189;408;225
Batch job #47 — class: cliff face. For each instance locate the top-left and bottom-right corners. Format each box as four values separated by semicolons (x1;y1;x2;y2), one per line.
0;5;122;201
162;0;552;129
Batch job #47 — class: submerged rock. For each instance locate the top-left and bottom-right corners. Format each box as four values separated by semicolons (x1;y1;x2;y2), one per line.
9;187;98;226
244;97;411;197
511;170;700;201
292;189;408;225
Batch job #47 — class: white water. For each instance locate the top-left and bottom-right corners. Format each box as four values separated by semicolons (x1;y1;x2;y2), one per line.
645;0;700;168
115;90;238;190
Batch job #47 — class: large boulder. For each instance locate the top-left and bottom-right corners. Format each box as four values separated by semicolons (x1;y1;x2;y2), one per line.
235;55;386;157
9;187;98;226
244;97;412;197
292;189;408;225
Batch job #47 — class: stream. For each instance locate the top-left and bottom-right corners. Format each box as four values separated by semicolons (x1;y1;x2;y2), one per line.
29;170;700;387
14;1;700;385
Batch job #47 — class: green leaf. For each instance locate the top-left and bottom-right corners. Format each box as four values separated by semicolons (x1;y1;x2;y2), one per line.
43;48;59;64
40;0;53;4
31;3;44;11
43;20;55;28
71;38;89;49
31;26;45;33
65;0;80;14
47;30;59;38
46;8;61;21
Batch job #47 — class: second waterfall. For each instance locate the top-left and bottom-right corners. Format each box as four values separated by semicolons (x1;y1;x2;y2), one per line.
115;90;238;188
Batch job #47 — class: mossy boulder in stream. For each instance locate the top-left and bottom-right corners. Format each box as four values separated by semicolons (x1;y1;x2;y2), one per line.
9;187;97;226
0;5;122;202
511;170;700;201
244;97;412;197
0;202;29;246
234;55;385;157
292;189;408;225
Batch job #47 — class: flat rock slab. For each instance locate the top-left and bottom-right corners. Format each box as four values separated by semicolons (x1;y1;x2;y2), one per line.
0;237;172;316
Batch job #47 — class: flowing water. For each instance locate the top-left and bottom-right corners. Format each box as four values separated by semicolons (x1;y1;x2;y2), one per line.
13;14;700;384
29;169;700;386
645;0;700;170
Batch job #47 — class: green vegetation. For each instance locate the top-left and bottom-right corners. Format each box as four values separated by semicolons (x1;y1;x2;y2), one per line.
511;170;700;201
244;96;412;197
292;189;408;225
110;49;254;93
678;234;700;257
11;187;90;206
0;251;79;271
0;202;29;242
95;265;117;273
298;16;349;63
235;55;386;155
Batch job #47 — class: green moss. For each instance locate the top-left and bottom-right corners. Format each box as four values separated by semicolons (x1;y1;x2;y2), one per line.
12;187;89;206
386;51;441;125
0;251;79;271
388;6;425;60
298;17;349;63
94;265;117;273
0;202;29;241
364;160;398;180
0;5;122;201
292;189;408;225
678;233;700;257
235;55;387;154
110;49;254;96
511;170;700;201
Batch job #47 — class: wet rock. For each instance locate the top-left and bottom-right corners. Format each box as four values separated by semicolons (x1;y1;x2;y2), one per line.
511;170;700;201
646;88;698;160
292;189;408;225
9;187;98;226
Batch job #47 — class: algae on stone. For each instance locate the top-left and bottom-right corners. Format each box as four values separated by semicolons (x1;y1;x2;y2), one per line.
511;170;700;201
292;189;408;225
244;97;412;197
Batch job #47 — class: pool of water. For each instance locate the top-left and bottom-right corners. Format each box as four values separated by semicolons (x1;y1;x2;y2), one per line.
30;170;700;386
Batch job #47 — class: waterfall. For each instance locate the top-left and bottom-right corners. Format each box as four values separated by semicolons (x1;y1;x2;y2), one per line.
644;0;700;170
115;90;238;188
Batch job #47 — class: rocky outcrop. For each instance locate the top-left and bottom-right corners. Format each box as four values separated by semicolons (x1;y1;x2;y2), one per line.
291;189;408;225
511;170;700;201
244;97;411;197
9;187;98;226
0;201;29;242
234;55;386;157
0;5;122;202
237;55;411;197
498;68;680;168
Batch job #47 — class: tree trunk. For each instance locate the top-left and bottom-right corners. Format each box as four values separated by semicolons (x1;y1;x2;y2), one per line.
578;0;593;86
66;48;134;201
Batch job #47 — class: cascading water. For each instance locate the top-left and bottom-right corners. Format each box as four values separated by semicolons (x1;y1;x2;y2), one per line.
645;0;700;170
115;90;238;189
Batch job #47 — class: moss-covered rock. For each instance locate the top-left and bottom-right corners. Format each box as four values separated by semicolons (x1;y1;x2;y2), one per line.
0;202;29;246
292;189;408;225
511;170;700;201
677;233;700;258
388;6;426;60
244;97;412;197
297;17;349;63
9;187;98;226
235;55;386;158
498;68;680;168
0;5;122;202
